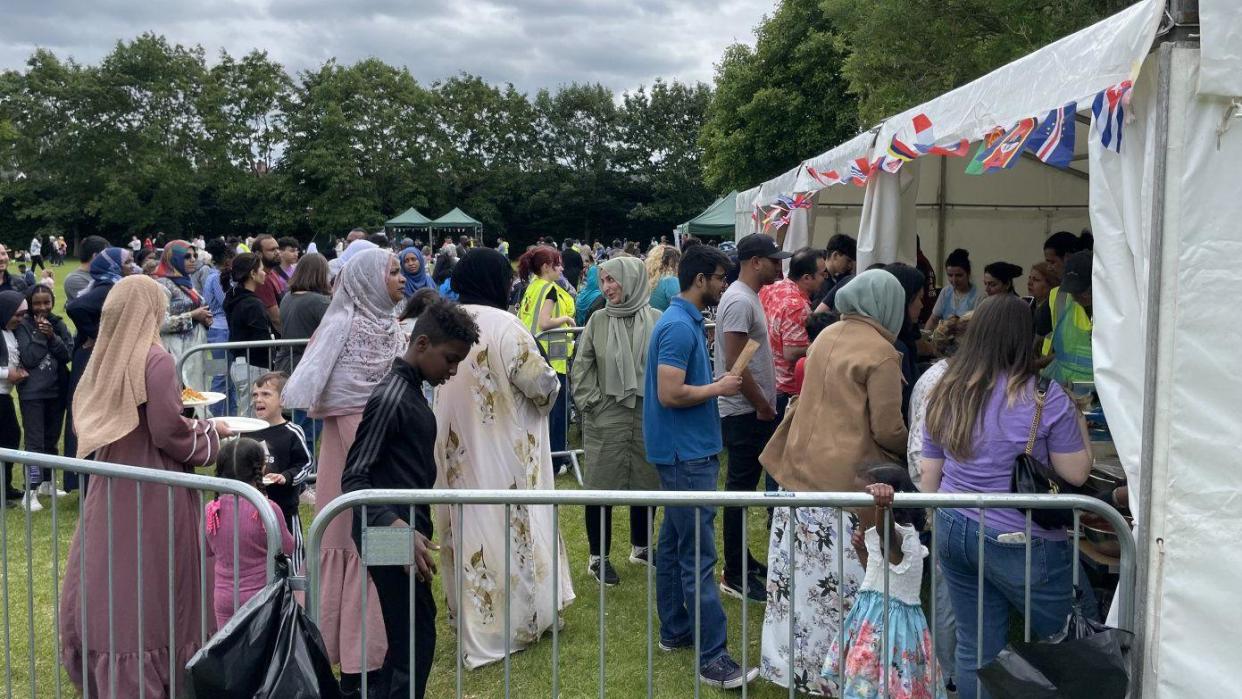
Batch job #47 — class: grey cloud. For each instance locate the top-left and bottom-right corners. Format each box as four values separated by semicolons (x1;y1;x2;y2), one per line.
0;0;772;93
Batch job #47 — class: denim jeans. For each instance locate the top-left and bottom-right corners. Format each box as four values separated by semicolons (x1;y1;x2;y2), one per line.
654;455;729;668
936;508;1096;699
206;326;238;416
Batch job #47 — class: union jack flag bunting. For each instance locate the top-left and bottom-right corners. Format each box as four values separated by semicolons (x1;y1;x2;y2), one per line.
1026;102;1077;168
1092;81;1132;153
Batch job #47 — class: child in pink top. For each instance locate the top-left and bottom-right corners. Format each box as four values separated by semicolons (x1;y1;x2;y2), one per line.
204;437;294;628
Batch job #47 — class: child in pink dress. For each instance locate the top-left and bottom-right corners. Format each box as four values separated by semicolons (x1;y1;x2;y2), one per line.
204;437;294;628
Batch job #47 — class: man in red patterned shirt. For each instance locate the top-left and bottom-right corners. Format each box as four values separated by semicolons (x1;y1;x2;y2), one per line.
759;247;827;420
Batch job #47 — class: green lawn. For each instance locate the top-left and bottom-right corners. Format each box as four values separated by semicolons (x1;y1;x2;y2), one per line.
3;262;793;697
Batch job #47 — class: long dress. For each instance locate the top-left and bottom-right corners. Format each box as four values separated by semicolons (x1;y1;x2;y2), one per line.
434;304;576;669
156;278;206;382
761;504;866;695
59;346;221;698
313;412;388;673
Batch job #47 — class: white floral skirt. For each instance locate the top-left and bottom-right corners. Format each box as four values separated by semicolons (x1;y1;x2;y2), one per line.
761;505;866;695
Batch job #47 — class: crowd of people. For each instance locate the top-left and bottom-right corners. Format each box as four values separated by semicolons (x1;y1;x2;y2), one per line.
0;223;1117;698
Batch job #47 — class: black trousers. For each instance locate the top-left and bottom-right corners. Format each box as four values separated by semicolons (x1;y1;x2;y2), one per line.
370;565;437;699
1;395;21;497
584;505;654;557
721;411;777;581
30;255;44;271
20;397;65;487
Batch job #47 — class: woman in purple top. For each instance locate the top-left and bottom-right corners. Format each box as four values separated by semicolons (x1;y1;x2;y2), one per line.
919;295;1093;699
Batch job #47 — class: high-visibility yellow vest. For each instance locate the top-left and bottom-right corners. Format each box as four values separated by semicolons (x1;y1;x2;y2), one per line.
1041;287;1093;385
518;278;576;374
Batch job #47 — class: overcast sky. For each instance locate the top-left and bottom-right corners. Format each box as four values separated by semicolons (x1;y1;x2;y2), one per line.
1;0;775;93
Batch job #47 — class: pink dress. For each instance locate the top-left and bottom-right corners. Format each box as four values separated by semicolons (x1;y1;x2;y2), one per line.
59;347;221;698
203;496;295;629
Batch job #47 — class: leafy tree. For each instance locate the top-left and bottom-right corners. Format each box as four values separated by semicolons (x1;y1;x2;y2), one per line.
822;0;1136;125
699;0;859;193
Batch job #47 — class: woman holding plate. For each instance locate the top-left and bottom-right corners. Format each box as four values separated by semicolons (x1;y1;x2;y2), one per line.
283;246;407;693
59;274;232;698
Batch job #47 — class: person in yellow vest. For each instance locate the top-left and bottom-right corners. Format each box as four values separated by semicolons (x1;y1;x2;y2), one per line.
1035;250;1093;386
518;245;577;474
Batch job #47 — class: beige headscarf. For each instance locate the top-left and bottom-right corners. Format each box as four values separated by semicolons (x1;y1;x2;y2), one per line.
73;275;168;458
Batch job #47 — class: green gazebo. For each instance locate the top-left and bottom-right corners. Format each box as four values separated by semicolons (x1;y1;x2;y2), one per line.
675;191;738;239
385;207;433;233
430;207;484;243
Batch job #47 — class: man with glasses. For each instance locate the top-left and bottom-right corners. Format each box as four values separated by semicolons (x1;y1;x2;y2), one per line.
643;244;756;689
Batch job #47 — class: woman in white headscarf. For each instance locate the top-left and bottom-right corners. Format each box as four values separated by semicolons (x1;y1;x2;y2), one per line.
570;256;662;585
757;270;910;695
283;246;406;691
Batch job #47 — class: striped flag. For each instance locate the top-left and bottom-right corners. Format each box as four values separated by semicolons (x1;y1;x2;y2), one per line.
882;136;920;173
806;167;842;187
966;121;1035;175
847;158;872;187
912;113;971;157
1026;102;1077;168
1092;81;1132;152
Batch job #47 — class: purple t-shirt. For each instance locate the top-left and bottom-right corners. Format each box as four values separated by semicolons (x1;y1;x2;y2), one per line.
922;378;1084;540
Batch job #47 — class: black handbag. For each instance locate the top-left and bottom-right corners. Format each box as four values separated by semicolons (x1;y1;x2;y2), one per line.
1011;378;1076;529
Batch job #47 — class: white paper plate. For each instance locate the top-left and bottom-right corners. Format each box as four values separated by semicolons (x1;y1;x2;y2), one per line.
182;391;227;407
210;416;269;434
261;473;284;485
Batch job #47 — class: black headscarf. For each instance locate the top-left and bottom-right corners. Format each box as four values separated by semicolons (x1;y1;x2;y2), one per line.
0;290;26;365
452;248;513;309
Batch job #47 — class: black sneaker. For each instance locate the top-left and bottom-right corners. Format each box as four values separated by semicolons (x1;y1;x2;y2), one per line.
658;635;693;652
719;572;766;603
587;557;620;586
628;545;652;567
699;654;759;689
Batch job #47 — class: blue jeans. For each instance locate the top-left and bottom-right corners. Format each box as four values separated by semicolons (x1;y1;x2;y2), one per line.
654;455;728;668
205;326;238;416
936;508;1096;699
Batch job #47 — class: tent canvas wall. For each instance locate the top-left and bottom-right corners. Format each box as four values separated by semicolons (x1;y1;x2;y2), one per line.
733;1;1242;694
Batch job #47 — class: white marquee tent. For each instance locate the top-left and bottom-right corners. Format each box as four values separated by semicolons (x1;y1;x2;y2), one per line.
733;1;1242;695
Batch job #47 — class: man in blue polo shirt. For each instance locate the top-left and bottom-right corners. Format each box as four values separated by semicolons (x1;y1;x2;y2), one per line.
644;244;756;690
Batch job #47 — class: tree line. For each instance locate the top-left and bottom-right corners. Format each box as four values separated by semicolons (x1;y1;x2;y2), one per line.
0;34;713;251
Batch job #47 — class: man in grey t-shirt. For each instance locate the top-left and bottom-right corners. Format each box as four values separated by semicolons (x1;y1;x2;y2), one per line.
712;233;789;600
63;236;110;301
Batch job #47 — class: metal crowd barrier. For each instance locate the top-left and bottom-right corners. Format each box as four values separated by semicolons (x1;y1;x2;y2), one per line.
307;488;1135;699
0;449;285;698
536;322;717;487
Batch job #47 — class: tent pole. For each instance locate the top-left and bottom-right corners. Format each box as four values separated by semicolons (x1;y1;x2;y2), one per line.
935;156;947;276
1133;40;1174;699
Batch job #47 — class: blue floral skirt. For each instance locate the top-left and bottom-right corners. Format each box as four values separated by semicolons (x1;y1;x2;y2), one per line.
822;589;947;699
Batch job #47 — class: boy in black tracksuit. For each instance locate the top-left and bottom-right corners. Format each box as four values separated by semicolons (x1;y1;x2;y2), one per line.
248;371;313;571
341;298;478;699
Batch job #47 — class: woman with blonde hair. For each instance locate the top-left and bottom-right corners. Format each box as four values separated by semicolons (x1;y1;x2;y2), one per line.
646;245;681;311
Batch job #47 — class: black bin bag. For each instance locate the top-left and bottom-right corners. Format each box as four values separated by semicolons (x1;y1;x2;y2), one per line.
186;557;342;698
978;588;1132;699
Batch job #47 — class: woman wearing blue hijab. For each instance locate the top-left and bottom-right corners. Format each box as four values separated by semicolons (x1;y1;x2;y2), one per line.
399;246;433;297
575;265;604;326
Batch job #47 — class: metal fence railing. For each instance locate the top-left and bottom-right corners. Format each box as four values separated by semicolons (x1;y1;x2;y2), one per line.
0;448;286;698
306;488;1136;699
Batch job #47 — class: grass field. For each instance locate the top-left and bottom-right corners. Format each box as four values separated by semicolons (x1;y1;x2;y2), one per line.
2;262;793;697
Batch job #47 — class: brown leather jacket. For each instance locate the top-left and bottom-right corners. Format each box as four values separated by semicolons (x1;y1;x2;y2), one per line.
760;314;908;493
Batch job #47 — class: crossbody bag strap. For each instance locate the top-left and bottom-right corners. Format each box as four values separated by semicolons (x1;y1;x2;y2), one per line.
1024;377;1052;456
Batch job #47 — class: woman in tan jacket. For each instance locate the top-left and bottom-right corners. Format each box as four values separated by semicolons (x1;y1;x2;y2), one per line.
758;269;909;695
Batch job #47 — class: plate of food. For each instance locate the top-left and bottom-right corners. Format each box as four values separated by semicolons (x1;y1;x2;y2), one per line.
261;473;285;486
209;416;269;434
181;388;226;407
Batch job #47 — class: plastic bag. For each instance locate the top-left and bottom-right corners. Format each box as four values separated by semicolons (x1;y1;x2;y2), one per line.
979;589;1132;699
186;558;341;698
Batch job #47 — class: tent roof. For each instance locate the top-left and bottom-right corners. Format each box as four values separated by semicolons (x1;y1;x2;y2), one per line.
431;207;483;228
385;207;433;227
680;191;737;236
743;0;1163;209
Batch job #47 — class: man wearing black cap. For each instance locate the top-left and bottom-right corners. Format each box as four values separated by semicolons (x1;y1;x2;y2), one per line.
714;233;790;602
1035;250;1093;385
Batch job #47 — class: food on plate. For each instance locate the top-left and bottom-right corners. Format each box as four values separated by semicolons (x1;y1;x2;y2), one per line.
181;387;207;402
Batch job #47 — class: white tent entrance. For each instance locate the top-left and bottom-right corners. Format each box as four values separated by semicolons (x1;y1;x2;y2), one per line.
732;1;1242;695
